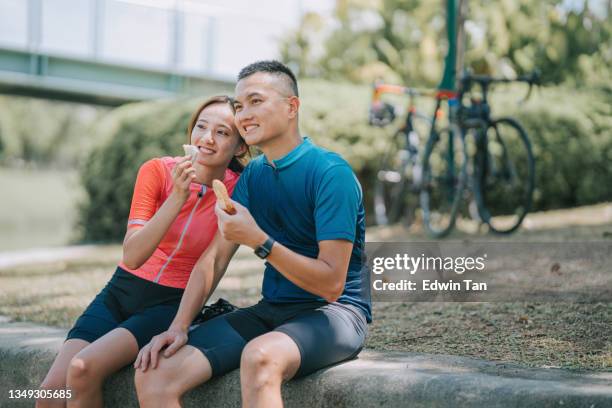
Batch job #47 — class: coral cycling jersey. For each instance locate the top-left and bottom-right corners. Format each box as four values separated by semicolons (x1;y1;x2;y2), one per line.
118;157;239;289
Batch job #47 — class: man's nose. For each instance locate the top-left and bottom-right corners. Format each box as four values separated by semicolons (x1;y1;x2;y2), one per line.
236;108;253;124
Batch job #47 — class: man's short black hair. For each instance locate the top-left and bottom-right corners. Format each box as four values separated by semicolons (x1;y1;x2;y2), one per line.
238;60;299;97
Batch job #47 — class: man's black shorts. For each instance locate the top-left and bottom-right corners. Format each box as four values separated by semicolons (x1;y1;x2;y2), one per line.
186;299;368;378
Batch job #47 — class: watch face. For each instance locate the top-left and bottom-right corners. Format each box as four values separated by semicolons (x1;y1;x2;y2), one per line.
255;246;269;259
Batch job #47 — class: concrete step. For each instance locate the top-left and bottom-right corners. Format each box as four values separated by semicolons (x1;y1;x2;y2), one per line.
1;317;611;407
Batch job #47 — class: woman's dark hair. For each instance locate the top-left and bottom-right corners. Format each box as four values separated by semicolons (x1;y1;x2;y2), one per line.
186;95;250;173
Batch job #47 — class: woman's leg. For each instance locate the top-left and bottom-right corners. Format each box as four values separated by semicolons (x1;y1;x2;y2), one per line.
66;327;139;408
36;339;90;408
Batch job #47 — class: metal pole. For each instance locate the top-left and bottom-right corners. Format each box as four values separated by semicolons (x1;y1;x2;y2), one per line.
91;0;104;59
438;0;457;91
27;0;42;75
204;16;216;74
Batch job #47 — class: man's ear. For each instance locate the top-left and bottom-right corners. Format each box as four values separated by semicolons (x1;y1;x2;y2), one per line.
287;96;300;119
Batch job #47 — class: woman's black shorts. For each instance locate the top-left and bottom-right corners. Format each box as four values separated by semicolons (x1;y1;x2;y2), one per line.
66;267;184;349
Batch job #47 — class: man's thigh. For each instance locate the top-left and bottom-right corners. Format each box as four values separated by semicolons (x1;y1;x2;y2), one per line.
274;302;368;378
186;305;270;378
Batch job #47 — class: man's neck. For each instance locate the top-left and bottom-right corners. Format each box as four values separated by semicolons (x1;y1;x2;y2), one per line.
195;164;226;187
261;131;303;163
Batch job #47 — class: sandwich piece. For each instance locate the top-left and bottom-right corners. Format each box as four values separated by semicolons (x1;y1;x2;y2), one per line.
182;144;199;162
212;179;237;215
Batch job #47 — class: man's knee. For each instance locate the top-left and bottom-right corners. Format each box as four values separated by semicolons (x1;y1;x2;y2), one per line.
241;341;285;387
134;365;182;404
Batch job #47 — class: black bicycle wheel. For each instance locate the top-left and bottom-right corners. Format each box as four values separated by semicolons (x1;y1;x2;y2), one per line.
473;117;535;233
374;114;430;226
420;125;467;238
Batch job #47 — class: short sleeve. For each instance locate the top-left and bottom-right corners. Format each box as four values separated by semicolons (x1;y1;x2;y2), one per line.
127;159;165;228
314;164;362;242
231;164;250;209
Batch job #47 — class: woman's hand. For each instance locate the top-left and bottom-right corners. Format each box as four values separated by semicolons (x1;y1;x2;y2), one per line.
171;156;196;201
134;328;188;371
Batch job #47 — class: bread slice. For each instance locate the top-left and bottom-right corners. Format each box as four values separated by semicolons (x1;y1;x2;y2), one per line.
182;144;199;162
212;179;237;215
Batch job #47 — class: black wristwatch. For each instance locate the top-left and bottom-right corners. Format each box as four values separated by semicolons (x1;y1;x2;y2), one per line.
254;237;275;259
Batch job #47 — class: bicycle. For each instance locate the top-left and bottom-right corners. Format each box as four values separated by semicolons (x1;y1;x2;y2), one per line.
369;83;435;227
370;72;539;237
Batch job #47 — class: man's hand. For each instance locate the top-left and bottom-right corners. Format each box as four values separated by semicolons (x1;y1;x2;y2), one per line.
134;328;188;371
215;200;267;249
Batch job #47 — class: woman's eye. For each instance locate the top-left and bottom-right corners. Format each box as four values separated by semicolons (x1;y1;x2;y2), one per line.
197;124;206;130
234;105;242;111
217;130;228;136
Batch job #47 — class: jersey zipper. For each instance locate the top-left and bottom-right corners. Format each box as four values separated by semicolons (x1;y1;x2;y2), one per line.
153;184;206;283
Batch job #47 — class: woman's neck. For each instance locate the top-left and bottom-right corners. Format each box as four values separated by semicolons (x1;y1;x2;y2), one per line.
194;164;226;187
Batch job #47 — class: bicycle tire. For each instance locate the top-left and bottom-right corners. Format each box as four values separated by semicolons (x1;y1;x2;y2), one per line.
373;113;430;226
420;124;467;238
473;117;535;234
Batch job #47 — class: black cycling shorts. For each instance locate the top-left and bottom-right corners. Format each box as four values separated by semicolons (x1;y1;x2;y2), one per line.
66;267;184;349
186;299;367;378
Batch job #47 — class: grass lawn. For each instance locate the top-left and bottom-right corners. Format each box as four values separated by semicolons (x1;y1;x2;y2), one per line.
0;204;610;371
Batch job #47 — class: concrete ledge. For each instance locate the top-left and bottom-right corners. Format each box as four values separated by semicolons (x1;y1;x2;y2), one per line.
1;317;611;407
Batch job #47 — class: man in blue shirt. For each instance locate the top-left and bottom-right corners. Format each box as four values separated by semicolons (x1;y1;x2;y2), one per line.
135;61;371;408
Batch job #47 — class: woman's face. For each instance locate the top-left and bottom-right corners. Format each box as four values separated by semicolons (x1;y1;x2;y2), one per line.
190;103;243;169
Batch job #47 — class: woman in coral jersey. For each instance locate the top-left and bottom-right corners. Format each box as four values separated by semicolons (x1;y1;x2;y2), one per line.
36;95;248;408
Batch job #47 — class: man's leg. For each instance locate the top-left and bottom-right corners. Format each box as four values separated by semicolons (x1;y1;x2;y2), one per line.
134;344;213;408
240;332;301;408
136;306;268;407
241;302;368;408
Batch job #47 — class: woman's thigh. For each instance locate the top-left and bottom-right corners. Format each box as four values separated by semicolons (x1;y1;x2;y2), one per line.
70;327;139;380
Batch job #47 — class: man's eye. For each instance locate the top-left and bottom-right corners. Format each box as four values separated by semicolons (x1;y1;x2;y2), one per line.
234;105;242;111
217;130;228;136
252;99;262;104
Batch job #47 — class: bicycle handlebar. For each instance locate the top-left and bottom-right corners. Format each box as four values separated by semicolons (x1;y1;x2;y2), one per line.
461;70;540;86
460;70;541;103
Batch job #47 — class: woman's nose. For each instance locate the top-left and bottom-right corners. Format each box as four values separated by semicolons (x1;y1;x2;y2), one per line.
202;129;214;144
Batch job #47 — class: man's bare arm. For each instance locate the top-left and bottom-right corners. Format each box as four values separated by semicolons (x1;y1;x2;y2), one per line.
169;232;239;332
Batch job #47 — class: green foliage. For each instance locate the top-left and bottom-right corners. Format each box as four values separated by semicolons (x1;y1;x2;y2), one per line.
281;0;612;87
0;96;106;168
508;87;612;210
79;81;612;241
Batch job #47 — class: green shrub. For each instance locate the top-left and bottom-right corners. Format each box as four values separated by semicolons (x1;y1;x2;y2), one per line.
0;96;106;168
78;81;612;242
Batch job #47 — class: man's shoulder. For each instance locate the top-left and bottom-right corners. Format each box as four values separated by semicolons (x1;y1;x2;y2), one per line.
241;155;266;174
306;142;352;173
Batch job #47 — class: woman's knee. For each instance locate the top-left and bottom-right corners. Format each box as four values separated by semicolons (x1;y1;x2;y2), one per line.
66;355;102;389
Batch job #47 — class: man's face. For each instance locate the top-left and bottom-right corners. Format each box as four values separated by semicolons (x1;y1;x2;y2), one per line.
233;72;295;147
